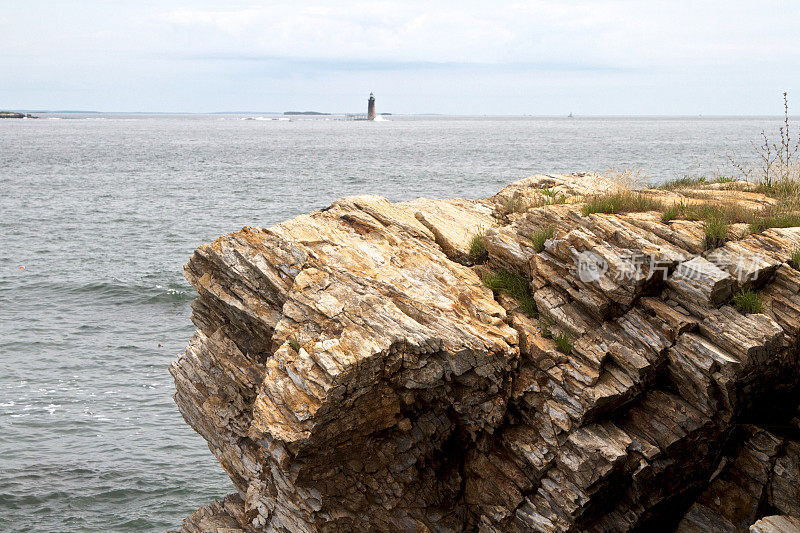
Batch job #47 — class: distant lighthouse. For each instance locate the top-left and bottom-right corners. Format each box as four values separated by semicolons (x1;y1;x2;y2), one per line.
367;92;376;120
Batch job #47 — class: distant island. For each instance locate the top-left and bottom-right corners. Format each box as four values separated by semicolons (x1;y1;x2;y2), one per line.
284;111;330;116
0;111;37;119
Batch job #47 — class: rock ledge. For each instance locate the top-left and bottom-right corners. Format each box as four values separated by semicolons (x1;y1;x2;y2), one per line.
172;174;800;532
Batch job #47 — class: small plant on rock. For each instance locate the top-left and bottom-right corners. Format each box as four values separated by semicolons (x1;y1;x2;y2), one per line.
288;337;301;352
530;226;555;252
748;212;800;234
704;217;729;249
658;175;707;190
482;269;537;317
661;204;680;223
732;289;763;314
728;92;799;189
468;231;488;264
539;188;567;204
582;191;661;216
554;332;572;354
791;248;800;270
497;193;528;218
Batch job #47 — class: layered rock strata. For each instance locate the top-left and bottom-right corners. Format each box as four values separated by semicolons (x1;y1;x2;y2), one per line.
172;173;800;532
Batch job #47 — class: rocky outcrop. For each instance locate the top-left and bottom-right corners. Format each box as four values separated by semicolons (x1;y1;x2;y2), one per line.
171;173;800;532
0;111;36;118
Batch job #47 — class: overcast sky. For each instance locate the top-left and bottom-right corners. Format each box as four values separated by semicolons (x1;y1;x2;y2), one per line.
2;1;799;114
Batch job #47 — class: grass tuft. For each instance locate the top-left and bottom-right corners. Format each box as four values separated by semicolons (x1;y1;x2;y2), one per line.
748;212;800;234
658;175;707;190
792;248;800;270
468;232;488;264
661;204;680;223
755;179;800;202
582;191;662;215
662;201;754;224
704;217;729;249
497;194;527;217
483;269;537;316
539;187;567;204
530;226;555;252
496;189;567;218
657;199;800;237
731;289;763;314
554;332;573;354
288;337;301;352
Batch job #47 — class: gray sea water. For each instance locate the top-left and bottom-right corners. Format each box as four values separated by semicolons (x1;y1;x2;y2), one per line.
0;114;792;532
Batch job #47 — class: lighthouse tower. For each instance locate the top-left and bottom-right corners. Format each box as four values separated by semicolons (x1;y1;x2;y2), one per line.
367;92;376;120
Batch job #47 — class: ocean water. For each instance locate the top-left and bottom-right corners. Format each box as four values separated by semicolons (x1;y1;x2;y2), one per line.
0;114;791;531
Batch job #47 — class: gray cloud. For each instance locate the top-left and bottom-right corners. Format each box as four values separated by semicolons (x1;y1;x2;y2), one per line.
0;1;798;112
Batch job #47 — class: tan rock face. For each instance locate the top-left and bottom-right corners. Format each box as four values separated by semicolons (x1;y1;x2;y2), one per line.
172;174;800;532
750;515;800;533
400;197;498;264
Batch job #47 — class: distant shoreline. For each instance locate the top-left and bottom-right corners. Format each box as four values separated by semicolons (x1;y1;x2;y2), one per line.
0;111;37;119
284;111;330;116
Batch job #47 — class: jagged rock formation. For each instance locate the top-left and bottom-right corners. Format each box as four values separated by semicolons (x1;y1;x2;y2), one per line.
171;173;800;532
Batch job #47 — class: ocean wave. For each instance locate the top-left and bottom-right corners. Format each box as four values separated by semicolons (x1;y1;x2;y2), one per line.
240;116;290;121
18;278;194;305
82;280;193;304
0;462;228;531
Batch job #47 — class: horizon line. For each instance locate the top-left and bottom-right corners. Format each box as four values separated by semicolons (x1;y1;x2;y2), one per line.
5;110;796;118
